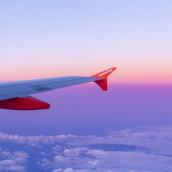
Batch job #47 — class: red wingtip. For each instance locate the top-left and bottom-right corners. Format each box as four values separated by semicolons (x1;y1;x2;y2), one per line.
94;79;108;91
91;67;117;91
91;67;117;79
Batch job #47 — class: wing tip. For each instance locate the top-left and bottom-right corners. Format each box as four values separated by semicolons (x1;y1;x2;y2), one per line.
91;67;117;78
91;67;117;91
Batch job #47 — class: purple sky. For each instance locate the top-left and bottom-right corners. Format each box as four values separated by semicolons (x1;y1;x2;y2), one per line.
0;83;171;171
0;83;171;136
0;1;172;171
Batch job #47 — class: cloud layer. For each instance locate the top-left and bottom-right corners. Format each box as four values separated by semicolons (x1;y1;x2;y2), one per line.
0;127;172;171
0;149;29;172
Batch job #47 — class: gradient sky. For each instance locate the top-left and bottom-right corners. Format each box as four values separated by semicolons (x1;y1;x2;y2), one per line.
0;84;172;172
0;1;172;171
0;0;172;84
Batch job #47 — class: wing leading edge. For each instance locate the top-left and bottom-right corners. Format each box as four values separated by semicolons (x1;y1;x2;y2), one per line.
0;67;116;110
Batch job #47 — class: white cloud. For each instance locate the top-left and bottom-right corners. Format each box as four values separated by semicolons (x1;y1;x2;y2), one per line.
63;147;88;158
52;169;63;172
38;158;51;168
87;150;107;157
52;145;62;154
88;160;98;166
0;150;29;172
0;160;15;166
2;151;11;157
7;165;26;172
54;155;66;162
64;168;74;172
0;132;85;147
52;168;91;172
1;127;172;171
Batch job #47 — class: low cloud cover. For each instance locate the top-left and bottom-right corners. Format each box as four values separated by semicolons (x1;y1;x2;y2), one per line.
0;85;171;171
0;126;172;172
0;149;28;172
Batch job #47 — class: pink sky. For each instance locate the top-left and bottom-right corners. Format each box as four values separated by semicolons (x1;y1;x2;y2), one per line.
0;0;172;85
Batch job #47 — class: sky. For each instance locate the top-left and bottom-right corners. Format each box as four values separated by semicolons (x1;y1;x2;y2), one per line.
0;0;172;172
0;0;172;84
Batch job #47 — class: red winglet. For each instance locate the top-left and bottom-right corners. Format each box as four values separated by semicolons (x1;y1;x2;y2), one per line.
91;67;117;91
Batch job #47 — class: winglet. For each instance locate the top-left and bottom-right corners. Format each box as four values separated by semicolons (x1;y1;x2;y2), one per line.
91;67;117;91
91;67;117;79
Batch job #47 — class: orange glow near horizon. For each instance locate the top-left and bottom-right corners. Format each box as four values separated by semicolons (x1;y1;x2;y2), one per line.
1;65;171;85
0;52;171;85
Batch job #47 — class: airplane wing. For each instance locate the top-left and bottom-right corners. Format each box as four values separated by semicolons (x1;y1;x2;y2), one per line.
0;67;116;110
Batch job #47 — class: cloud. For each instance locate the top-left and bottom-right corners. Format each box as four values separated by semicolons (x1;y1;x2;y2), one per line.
1;127;172;171
0;132;85;147
52;145;62;154
6;165;26;172
63;147;89;158
0;150;29;172
88;160;98;166
54;155;66;162
52;168;92;172
0;160;15;166
64;168;74;172
52;169;62;172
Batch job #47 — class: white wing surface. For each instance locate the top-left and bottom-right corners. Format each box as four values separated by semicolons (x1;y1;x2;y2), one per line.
0;76;98;101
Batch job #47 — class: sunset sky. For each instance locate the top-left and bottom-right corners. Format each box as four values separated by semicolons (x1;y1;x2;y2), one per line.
0;1;172;172
0;0;172;84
